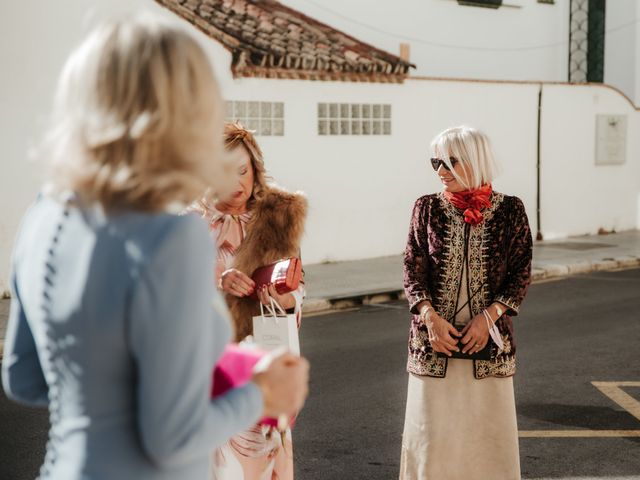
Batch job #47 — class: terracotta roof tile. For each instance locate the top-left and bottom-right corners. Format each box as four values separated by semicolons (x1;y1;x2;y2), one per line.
155;0;415;83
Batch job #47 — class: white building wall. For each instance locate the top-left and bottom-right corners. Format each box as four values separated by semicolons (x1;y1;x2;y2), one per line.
286;0;640;105
604;0;640;105
281;0;570;83
219;76;540;264
636;1;640;109
1;1;639;292
540;84;640;239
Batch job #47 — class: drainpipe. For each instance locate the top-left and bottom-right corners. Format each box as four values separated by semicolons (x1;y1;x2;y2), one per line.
536;84;543;241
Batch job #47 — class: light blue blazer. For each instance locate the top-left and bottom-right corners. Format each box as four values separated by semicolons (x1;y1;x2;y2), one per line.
2;195;262;479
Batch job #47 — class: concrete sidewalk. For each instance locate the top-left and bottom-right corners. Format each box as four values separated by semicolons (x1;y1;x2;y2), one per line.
302;230;640;312
2;230;639;358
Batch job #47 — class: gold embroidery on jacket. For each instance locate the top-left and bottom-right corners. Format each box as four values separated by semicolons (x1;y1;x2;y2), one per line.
408;353;447;377
435;213;465;322
475;356;516;379
409;193;518;380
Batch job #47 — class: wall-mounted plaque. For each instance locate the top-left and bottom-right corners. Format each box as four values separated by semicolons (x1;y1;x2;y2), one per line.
595;114;627;166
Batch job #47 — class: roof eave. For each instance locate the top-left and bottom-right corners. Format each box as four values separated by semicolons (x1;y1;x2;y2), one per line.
232;65;409;84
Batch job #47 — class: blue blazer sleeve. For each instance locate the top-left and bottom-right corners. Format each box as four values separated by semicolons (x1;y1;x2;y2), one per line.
1;270;49;407
128;215;263;469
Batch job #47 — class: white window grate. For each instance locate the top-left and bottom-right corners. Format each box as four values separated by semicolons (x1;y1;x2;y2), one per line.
225;101;285;136
318;103;392;136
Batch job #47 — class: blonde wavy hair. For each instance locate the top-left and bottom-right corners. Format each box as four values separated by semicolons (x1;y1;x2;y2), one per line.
43;15;233;211
197;122;269;211
223;122;269;208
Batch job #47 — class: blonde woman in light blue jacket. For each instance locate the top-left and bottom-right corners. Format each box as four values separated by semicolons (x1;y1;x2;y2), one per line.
2;15;308;480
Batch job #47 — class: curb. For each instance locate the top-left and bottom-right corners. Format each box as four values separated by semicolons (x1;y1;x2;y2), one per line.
2;258;639;355
302;256;640;315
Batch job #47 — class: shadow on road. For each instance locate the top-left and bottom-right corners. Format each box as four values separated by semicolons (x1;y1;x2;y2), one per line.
518;402;640;432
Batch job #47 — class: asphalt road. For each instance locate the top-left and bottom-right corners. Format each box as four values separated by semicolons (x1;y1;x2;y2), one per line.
292;268;640;480
1;268;639;479
0;385;48;479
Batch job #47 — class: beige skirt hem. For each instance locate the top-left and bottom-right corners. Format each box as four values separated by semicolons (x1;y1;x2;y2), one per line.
399;359;521;480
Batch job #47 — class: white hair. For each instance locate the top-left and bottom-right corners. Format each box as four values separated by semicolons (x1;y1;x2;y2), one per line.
43;14;234;211
430;126;501;190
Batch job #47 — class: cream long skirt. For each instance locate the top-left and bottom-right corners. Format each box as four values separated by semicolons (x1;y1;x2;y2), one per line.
399;359;521;480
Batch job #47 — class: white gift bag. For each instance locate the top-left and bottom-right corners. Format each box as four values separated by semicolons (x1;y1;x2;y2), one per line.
252;298;300;356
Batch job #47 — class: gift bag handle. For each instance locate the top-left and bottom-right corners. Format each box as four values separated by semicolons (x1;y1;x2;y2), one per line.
269;297;287;317
258;297;287;322
259;301;275;321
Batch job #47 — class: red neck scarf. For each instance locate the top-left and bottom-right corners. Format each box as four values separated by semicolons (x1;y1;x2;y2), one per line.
443;184;493;226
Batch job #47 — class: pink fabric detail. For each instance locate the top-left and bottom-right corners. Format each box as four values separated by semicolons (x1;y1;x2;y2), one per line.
211;344;294;428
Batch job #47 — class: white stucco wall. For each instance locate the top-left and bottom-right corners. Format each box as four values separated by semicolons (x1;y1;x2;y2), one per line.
221;76;541;265
540;84;640;239
1;1;639;293
636;2;640;109
604;0;640;106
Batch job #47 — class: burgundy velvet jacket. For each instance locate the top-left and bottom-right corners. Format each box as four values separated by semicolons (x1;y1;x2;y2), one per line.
403;191;533;379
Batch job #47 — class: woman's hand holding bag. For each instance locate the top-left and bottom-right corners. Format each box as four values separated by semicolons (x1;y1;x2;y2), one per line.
420;306;462;357
459;314;491;354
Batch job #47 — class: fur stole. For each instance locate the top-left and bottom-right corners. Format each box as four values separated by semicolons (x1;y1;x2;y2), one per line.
226;185;307;341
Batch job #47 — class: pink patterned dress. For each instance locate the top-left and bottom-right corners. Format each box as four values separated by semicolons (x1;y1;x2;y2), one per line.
189;203;304;480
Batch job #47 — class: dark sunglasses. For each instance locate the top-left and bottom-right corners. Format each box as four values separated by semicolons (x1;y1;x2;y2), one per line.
430;157;459;171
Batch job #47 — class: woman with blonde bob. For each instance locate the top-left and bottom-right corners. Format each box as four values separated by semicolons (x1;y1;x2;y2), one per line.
401;126;532;479
2;16;308;480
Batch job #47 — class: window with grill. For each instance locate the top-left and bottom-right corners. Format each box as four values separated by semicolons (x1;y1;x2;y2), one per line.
317;103;392;136
568;0;606;83
224;101;284;136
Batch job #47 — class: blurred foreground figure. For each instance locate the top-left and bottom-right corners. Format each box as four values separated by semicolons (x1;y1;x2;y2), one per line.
2;14;308;480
